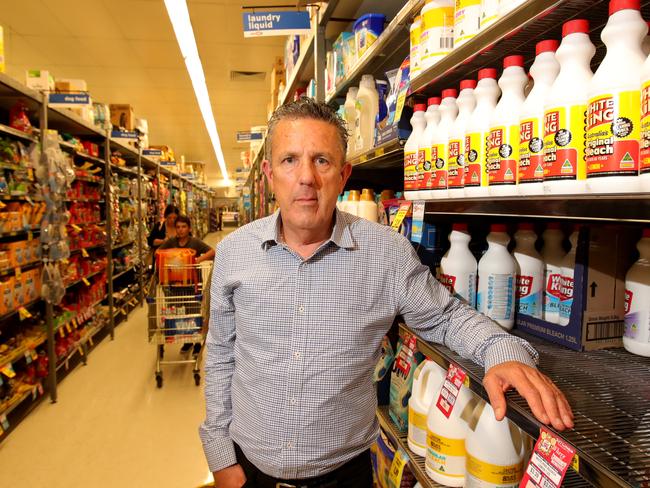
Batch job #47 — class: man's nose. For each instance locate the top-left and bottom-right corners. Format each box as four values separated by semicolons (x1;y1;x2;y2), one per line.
297;159;317;185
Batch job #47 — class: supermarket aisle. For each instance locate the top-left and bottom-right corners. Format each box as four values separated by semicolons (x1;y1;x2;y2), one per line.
0;231;233;488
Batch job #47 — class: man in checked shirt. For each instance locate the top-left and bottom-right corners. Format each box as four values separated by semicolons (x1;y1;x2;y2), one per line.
200;98;574;488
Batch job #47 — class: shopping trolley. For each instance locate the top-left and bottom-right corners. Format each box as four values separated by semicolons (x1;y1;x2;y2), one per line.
147;257;212;388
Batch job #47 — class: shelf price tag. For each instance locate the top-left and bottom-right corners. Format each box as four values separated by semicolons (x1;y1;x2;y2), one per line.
58;327;65;338
0;414;9;431
410;201;425;244
82;277;90;286
71;224;82;232
27;231;33;241
519;428;576;488
78;347;84;356
391;202;412;231
15;267;21;279
30;349;38;361
388;448;409;487
436;363;468;418
81;248;89;258
18;307;32;321
1;363;16;378
72;319;77;329
24;351;32;364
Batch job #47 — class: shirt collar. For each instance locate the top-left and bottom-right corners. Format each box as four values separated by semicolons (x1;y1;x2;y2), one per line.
261;208;356;250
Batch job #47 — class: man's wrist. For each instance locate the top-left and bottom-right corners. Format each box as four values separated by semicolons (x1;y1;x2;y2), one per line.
484;339;538;371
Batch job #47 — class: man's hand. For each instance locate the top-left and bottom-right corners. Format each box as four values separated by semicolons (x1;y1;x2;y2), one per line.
212;464;247;488
483;361;574;431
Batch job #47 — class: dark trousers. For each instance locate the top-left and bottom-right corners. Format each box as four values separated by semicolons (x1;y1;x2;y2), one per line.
234;444;373;488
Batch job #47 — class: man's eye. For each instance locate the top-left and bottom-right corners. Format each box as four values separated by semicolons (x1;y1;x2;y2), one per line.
282;157;295;164
316;157;329;165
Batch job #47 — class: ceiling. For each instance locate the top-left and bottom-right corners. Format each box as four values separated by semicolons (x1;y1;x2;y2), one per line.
0;0;287;187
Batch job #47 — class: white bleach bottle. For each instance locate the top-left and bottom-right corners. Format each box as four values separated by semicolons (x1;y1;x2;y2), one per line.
410;16;423;80
542;223;566;324
355;74;379;154
346;190;361;217
420;97;442;192
586;0;647;194
624;229;650;357
344;87;359;158
404;104;428;199
499;0;527;17
440;223;478;308
465;68;501;197
543;20;595;196
488;56;527;196
513;223;544;319
559;228;579;326
422;89;459;199
358;189;378;222
408;360;447;457
479;0;500;30
449;80;477;198
454;0;481;48
465;402;526;488
420;0;455;70
519;40;560;196
639;25;650;190
478;224;517;330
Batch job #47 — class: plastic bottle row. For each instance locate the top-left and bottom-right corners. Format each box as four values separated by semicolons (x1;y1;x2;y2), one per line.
336;188;380;222
405;1;650;200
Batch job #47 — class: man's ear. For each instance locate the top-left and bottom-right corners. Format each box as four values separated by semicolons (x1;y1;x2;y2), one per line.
262;159;273;190
339;162;352;193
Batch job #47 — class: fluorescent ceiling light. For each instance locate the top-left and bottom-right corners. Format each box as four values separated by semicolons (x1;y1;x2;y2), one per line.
164;0;230;184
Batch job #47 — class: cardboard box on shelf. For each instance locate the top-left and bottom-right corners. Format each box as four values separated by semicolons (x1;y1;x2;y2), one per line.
0;276;14;315
55;78;88;93
109;104;135;131
26;70;55;92
516;226;638;351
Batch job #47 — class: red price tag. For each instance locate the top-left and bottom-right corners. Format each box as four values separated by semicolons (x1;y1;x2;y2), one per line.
436;363;467;418
520;428;577;488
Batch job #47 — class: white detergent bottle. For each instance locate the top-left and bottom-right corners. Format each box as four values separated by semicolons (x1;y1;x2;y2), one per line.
410;16;423;80
423;89;458;199
449;80;477;198
478;224;517;330
347;190;361;217
420;98;442;191
643;21;650;55
586;0;647;194
543;20;595;196
405;104;428;199
639;33;650;190
465;68;501;197
519;40;560;196
420;0;455;71
454;0;481;48
624;229;650;356
488;56;527;196
542;223;566;324
480;0;500;30
358;188;378;222
465;402;526;488
559;228;579;326
344;87;359;158
513;223;544;319
425;382;475;486
440;223;478;308
499;0;527;17
355;75;379;154
408;360;447;457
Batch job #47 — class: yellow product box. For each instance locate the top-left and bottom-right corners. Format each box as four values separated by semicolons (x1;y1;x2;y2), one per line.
0;276;14;315
0;26;4;74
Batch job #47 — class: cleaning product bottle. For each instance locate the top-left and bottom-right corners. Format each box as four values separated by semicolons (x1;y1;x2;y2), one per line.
440;223;478;308
641;41;650;191
643;20;650;55
544;20;596;196
542;223;566;324
559;228;579;326
586;0;647;193
488;56;527;196
358;188;379;222
410;16;423;80
344;87;359;158
405;104;428;198
465;68;501;197
624;229;650;357
513;223;544;319
408;360;447;457
478;224;517;330
479;0;500;30
519;40;560;196
420;0;455;70
448;80;477;198
454;0;481;48
423;89;459;199
420;97;442;191
347;190;361;217
465;402;526;488
499;0;527;16
355;74;379;154
425;382;475;486
339;191;350;213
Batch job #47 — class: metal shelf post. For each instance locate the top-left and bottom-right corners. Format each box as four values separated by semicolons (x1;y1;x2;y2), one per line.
136;147;144;306
105;129;115;339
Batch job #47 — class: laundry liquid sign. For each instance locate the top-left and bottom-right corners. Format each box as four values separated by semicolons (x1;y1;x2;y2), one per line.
243;11;311;37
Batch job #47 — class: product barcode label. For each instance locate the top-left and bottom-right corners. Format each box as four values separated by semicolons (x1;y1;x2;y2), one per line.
586;320;624;341
440;36;454;49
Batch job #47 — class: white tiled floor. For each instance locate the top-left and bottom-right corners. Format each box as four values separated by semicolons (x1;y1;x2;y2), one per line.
0;231;232;488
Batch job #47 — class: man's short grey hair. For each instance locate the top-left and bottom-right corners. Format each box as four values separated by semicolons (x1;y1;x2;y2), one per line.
265;97;349;163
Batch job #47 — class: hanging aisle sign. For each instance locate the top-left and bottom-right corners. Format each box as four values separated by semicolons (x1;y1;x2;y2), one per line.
242;11;311;37
236;131;264;142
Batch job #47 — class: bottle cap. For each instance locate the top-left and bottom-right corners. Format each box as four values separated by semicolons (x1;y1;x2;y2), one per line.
609;0;640;15
562;19;590;37
519;223;535;231
536;39;560;55
428;97;441;106
491;224;507;233
452;223;468;232
643;228;650;238
414;103;427;112
348;190;361;201
503;55;524;68
460;79;477;90
360;188;375;201
442;88;458;99
478;68;498;80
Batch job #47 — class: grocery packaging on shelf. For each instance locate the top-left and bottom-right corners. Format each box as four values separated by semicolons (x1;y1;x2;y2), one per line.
513;224;544;319
642;45;650;190
454;0;481;48
410;16;422;79
354;75;380;154
439;223;477;308
353;13;386;59
358;189;379;223
419;1;455;71
541;223;566;324
404;104;427;195
624;229;650;357
558;228;579;327
479;0;500;30
389;334;424;432
448;80;476;197
344;87;359;159
407;360;446;458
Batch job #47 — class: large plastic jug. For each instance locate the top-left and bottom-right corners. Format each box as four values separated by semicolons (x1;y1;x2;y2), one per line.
420;0;455;70
405;104;428;198
344;87;359;158
419;97;442;190
641;45;650;191
439;223;478;308
346;190;361;217
358;188;378;222
559;229;579;326
541;223;566;324
454;0;481;48
513;223;544;319
624;229;650;357
465;68;500;197
586;0;647;193
408;360;447;457
543;20;595;195
448;80;477;198
479;0;500;30
410;16;423;79
355;74;379;154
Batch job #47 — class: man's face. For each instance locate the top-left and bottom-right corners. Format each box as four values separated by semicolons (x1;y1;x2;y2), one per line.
176;222;190;239
262;118;352;234
166;213;177;227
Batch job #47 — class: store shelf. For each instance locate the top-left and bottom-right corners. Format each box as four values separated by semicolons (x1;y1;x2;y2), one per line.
64;197;102;203
280;33;315;106
64;268;106;289
0;334;47;370
0;123;38;143
118;194;133;200
74;175;103;183
53;296;107;336
70;244;105;256
0;382;44;419
347;138;404;168
112;265;135;280
72;151;105;165
0;228;40;239
0;194;43;202
0;261;41;279
48;105;104;139
400;324;650;488
112;240;134;251
0;298;42;326
0;73;42;114
110;163;139;176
